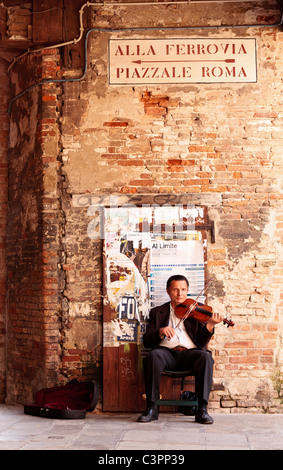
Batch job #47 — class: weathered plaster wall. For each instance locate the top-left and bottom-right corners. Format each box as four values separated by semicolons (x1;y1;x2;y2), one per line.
58;2;283;411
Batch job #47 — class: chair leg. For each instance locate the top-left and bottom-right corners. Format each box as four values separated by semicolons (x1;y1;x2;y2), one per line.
180;377;185;398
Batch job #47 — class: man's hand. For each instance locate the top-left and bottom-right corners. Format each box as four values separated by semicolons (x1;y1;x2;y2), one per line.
206;311;225;333
159;326;176;339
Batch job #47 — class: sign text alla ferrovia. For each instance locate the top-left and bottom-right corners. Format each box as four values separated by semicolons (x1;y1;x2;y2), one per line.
109;38;257;84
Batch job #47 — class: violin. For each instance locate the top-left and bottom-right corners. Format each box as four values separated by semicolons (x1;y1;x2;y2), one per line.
175;298;234;328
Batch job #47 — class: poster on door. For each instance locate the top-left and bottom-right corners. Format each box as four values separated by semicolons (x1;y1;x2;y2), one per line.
103;206;205;346
149;238;205;308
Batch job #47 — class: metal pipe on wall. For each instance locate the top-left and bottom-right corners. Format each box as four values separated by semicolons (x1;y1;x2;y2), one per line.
7;0;282;72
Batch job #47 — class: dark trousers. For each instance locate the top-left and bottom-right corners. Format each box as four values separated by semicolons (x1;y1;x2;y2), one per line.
143;347;214;407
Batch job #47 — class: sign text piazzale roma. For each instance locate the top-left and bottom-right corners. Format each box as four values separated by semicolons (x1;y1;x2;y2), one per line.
109;38;257;84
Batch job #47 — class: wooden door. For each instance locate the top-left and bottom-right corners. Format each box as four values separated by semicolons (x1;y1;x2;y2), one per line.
102;205;207;412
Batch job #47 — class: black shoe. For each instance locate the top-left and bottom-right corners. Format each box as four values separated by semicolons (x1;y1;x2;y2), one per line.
137;406;158;422
195;405;214;424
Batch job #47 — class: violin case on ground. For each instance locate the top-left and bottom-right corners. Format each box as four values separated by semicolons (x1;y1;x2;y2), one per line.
24;379;99;419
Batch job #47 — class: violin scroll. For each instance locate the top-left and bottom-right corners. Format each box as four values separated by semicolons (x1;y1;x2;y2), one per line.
223;318;234;328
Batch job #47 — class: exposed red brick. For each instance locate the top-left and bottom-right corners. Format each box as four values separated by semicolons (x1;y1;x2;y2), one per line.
144;106;167;117
103;121;129;127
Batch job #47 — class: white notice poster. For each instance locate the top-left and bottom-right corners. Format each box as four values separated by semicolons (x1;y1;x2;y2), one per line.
149;239;205;308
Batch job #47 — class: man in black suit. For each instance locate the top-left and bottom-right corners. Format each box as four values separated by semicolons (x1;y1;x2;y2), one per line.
138;274;224;424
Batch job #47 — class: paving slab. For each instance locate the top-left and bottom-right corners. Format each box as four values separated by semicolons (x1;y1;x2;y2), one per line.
0;404;282;452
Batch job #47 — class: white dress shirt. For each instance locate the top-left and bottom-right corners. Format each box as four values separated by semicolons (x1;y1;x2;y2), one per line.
159;303;196;350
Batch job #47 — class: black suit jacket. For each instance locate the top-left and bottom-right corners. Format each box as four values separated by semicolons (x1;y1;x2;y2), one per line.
143;301;213;350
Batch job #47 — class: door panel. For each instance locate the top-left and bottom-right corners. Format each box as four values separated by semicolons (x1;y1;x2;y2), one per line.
102;205;207;412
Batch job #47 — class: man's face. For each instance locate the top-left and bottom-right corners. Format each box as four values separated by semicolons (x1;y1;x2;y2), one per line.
167;280;188;307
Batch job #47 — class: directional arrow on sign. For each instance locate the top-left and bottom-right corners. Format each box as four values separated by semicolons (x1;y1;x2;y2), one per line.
132;59;236;64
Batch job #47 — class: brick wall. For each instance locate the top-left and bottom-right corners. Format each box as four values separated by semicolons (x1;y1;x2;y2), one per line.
6;49;64;403
0;58;9;402
3;1;283;411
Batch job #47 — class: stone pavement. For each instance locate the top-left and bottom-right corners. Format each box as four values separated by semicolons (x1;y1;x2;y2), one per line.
0;404;283;451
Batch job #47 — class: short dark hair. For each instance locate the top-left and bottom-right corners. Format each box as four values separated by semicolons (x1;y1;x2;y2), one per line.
166;275;189;290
